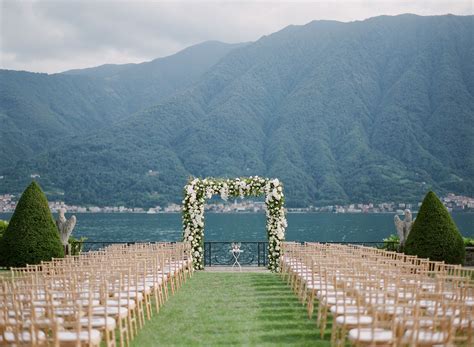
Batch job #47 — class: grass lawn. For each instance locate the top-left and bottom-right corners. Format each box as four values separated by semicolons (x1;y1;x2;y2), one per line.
131;272;331;346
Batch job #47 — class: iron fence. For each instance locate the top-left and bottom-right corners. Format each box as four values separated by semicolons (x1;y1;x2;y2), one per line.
81;240;399;265
203;241;268;267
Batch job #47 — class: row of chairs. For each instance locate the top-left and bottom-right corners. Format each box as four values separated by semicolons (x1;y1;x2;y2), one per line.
1;242;193;346
281;242;474;346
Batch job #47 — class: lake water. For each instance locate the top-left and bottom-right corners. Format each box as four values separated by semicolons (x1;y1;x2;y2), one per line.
1;212;472;242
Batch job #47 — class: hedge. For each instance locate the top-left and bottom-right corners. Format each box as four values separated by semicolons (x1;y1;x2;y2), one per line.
404;191;465;265
0;181;64;267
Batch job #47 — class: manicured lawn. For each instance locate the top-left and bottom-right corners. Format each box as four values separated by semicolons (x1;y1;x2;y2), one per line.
131;272;331;346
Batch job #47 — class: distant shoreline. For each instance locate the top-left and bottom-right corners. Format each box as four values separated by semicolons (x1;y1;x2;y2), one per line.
1;211;473;216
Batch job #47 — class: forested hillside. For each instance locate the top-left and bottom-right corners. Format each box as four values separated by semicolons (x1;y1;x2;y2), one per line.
1;15;473;207
0;41;243;167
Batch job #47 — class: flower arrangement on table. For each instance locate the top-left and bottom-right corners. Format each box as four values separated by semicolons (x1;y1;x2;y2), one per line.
231;242;241;252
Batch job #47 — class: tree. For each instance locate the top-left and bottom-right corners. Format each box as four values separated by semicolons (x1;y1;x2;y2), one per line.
0;181;64;267
404;191;465;264
0;220;8;238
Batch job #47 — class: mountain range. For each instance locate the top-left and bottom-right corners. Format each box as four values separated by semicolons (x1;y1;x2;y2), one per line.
1;14;473;207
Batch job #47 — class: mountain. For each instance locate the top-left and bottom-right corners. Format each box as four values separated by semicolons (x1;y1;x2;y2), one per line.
0;41;244;167
62;41;247;113
2;15;473;207
0;70;127;166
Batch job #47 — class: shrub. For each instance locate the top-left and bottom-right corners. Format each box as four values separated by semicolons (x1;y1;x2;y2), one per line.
0;220;8;238
404;191;465;265
0;181;64;267
380;233;400;251
68;236;87;255
464;237;474;247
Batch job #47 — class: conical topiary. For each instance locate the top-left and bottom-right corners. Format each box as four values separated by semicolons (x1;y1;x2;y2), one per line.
404;191;465;265
0;181;64;267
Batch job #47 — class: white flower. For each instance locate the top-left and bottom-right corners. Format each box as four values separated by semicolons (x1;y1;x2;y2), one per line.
186;185;194;195
188;236;194;241
220;186;229;201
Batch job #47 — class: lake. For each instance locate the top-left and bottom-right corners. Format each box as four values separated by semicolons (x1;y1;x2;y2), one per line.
1;212;472;242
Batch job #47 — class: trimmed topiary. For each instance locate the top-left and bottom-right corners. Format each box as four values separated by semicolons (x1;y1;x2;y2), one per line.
0;181;64;267
404;191;465;265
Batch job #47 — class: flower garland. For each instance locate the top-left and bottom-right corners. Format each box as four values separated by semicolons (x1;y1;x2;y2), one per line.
182;177;287;272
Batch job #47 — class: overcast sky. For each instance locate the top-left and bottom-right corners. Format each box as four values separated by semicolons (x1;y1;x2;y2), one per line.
1;0;472;73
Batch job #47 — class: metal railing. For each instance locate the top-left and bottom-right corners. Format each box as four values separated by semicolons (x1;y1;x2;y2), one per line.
80;240;399;265
203;241;268;267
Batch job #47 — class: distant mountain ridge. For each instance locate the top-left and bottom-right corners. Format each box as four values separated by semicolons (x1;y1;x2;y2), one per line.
1;14;473;207
0;41;244;166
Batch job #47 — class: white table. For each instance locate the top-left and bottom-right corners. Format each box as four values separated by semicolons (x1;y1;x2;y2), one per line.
230;249;243;271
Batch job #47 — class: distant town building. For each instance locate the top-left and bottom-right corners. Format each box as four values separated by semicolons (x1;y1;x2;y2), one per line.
0;192;472;215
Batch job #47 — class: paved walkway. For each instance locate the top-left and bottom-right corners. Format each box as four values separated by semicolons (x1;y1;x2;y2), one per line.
131;272;330;346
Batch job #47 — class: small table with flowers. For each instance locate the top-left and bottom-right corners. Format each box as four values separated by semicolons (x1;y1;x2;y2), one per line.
230;243;243;271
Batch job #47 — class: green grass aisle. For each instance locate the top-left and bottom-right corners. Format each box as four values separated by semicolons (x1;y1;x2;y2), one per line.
131;272;331;346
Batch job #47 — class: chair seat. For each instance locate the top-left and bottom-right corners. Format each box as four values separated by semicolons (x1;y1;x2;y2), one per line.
330;305;365;315
25;317;65;327
317;290;345;298
146;278;164;287
80;316;116;330
3;330;46;343
453;317;472;328
57;329;101;344
113;291;144;301
306;283;326;290
348;328;393;343
375;305;412;316
403;329;447;344
75;299;100;306
93;306;128;319
105;298;136;310
395;317;434;328
323;297;356;306
413;299;437;308
129;285;152;295
54;307;77;316
336;315;373;326
426;307;460;317
364;297;396;305
396;291;415;300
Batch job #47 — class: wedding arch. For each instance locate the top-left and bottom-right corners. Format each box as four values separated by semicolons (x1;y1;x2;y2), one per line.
182;177;287;272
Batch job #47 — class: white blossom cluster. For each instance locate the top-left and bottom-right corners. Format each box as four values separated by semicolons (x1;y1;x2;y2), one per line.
182;177;287;271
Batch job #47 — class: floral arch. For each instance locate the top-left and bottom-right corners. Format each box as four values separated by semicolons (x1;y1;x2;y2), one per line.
182;177;287;272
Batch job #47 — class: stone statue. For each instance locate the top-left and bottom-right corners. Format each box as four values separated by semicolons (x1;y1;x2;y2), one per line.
56;208;77;255
394;209;414;248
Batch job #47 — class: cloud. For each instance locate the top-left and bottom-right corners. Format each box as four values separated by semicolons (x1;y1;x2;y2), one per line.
1;0;472;73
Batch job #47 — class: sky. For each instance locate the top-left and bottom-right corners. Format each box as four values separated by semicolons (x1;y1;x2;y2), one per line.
1;0;472;73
